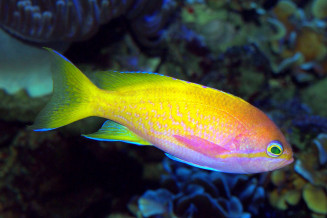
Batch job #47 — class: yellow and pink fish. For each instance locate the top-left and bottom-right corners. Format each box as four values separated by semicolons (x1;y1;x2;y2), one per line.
32;48;293;174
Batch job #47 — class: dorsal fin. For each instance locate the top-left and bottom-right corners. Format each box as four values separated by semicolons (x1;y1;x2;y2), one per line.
92;71;245;107
92;71;186;90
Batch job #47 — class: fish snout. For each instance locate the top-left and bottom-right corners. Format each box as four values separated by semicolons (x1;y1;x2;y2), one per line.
283;156;294;166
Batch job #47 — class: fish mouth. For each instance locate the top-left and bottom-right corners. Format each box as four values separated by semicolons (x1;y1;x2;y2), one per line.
273;157;294;171
267;157;294;172
283;157;294;166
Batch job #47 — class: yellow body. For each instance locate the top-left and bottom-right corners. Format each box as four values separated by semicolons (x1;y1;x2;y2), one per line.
32;49;293;173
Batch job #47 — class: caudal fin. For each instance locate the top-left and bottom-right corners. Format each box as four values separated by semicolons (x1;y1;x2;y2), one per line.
31;48;98;131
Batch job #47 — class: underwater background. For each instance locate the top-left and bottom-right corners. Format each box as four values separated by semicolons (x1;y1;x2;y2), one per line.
0;0;327;217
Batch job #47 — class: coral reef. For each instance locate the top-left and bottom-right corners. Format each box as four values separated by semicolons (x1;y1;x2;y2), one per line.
1;0;327;217
126;1;327;217
0;89;49;123
303;183;327;215
312;0;327;19
269;133;327;217
0;0;176;97
0;0;176;47
301;77;327;117
269;0;327;81
130;158;267;217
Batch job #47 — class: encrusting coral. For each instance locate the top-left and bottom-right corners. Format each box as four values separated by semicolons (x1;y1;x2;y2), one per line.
269;133;327;216
303;183;327;215
269;0;327;78
312;0;327;19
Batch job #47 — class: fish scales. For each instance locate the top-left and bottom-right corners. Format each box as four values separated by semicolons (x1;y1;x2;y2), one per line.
31;48;294;173
94;83;246;150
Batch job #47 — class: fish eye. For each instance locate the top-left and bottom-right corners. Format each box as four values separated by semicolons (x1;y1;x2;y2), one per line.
267;141;283;157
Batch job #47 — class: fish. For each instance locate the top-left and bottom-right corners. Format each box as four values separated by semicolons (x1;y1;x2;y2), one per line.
31;48;294;174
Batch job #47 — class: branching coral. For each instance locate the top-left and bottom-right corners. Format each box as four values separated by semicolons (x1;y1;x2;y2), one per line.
130;158;267;217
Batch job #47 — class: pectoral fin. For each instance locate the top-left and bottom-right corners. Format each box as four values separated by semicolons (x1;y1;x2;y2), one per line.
83;120;152;146
173;135;230;157
165;153;221;171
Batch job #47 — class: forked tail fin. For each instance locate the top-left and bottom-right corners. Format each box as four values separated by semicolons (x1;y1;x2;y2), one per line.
31;48;99;131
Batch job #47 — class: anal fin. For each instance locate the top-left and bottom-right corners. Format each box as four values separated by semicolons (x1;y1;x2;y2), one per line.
83;120;152;146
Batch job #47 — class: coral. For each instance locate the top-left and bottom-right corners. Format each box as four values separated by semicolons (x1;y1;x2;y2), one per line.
0;0;177;97
130;158;267;217
1;0;326;217
301;77;327;117
312;0;327;19
294;134;327;188
303;184;327;215
272;0;299;33
0;0;176;47
1;0;106;42
269;133;327;216
0;89;49;123
179;1;284;55
268;168;304;211
268;0;327;79
285;27;326;62
314;134;327;165
262;96;326;216
137;189;175;217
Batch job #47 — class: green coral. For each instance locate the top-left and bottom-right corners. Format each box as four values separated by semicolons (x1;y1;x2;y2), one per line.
303;184;327;215
302;77;327;117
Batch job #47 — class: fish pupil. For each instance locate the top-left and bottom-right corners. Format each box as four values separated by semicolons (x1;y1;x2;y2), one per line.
271;146;281;154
